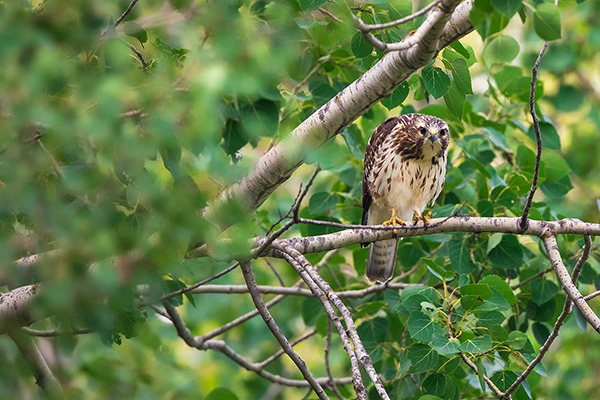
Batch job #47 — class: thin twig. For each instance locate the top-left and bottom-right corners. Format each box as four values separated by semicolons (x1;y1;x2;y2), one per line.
510;267;553;290
239;261;329;399
157;262;240;303
114;0;140;27
252;166;321;259
519;41;549;232
21;327;92;337
505;234;593;396
355;0;440;31
257;328;318;368
273;242;388;399
161;301;351;388
542;232;600;333
352;0;445;52
189;282;414;298
325;319;347;400
318;7;343;23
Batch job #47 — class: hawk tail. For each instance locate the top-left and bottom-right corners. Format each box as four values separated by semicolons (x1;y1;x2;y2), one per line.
366;238;399;283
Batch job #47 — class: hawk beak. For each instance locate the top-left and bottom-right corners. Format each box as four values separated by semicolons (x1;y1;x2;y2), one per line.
428;129;438;142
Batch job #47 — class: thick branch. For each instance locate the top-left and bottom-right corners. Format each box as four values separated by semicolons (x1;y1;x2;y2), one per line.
0;284;43;334
202;0;472;224
191;217;600;261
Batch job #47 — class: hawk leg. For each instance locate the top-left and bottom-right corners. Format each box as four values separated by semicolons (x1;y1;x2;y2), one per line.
413;209;432;225
382;208;406;226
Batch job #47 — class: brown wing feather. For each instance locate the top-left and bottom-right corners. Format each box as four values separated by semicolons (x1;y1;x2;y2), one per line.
361;116;402;229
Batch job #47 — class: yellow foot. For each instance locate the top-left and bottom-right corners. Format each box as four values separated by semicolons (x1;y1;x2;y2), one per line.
414;210;432;225
382;208;405;234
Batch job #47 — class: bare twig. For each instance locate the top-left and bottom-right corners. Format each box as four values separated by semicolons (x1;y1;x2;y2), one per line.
542;232;600;333
353;0;445;52
8;331;64;398
257;328;318;368
505;234;593;396
355;0;440;31
325;319;347;400
158;262;240;303
519;41;550;232
239;261;329;399
318;7;343;23
161;300;352;388
114;0;140;27
21;327;92;337
188;282;414;298
511;267;553;290
273;242;388;399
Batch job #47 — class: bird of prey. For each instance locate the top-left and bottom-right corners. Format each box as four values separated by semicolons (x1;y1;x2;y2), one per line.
362;113;450;282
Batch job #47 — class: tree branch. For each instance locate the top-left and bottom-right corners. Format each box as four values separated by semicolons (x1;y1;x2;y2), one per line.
201;0;472;226
239;261;329;399
504;234;593;396
9;331;64;398
160;301;352;388
273;242;390;400
542;232;600;333
519;40;549;232
0;284;43;334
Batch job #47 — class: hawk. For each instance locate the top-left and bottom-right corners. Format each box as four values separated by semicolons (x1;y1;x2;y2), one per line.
362;113;450;282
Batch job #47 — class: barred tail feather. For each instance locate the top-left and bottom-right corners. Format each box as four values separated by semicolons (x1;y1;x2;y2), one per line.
365;238;399;283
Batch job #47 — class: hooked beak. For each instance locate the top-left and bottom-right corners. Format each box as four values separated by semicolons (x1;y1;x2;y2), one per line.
428;129;438;143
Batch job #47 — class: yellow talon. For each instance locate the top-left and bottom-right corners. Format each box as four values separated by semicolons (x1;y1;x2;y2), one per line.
382;208;406;234
414;210;432;225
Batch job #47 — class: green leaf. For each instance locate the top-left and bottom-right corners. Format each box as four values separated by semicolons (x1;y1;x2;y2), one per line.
310;82;337;107
424;258;456;281
534;3;562;41
422;65;451;99
341;124;365;159
483;35;520;65
357;317;388;363
431;332;460;354
242;99;279;137
448;236;474;274
299;0;326;12
308;191;338;214
408;311;443;342
480;275;519;305
476;310;506;328
476;358;487;391
443;82;465;119
488;235;524;270
123;22;148;44
407;343;439;373
351;32;373;58
490;0;522;18
459;334;492;354
530;279;559;306
422;373;447;396
487;233;503;254
508;331;528;350
460;284;493;299
490;370;518;391
542;152;570;183
527;122;561;150
384;289;402;313
206;388;239;400
494;66;529;98
451;58;473;95
381;82;410;110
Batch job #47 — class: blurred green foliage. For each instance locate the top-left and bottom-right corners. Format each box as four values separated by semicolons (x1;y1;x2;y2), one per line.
1;0;600;399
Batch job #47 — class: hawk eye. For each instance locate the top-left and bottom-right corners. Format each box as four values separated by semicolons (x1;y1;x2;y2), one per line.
419;127;428;135
440;128;448;136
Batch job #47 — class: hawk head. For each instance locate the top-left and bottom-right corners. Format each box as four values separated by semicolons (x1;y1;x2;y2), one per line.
394;113;450;163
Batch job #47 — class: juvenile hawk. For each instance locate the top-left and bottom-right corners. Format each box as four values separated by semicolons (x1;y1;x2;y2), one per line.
362;113;450;282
